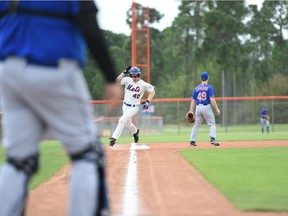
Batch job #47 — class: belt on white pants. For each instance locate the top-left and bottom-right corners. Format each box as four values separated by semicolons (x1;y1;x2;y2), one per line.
124;102;139;107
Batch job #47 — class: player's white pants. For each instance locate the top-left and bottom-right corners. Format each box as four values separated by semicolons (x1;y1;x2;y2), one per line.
190;105;216;141
0;58;96;157
69;160;99;216
112;104;139;139
0;160;100;216
0;163;28;216
260;118;270;133
0;57;104;216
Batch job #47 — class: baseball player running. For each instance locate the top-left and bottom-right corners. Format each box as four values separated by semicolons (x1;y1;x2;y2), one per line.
109;66;155;146
260;105;270;133
188;72;221;146
0;1;121;215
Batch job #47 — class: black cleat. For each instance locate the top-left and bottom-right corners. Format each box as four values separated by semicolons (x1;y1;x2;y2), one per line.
190;141;197;146
109;138;116;146
210;139;220;146
133;129;140;143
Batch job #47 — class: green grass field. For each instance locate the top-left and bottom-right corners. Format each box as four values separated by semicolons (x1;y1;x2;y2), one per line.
180;147;288;212
109;123;288;144
0;124;287;212
0;141;68;190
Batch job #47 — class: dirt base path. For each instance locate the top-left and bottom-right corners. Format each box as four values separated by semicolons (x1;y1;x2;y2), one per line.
26;140;288;216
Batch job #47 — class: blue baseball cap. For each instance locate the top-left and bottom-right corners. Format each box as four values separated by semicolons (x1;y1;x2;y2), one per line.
200;72;209;81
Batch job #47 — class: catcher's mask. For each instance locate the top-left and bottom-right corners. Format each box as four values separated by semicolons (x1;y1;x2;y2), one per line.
129;67;141;78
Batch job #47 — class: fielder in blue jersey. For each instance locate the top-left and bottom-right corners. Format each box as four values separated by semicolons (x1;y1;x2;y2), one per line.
0;1;122;215
188;72;221;146
260;105;270;133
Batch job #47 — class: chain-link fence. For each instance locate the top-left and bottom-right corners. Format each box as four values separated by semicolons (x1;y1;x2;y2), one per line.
92;104;163;137
91;97;288;137
0;97;287;140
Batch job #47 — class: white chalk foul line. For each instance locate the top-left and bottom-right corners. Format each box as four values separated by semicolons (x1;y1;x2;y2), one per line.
122;143;138;216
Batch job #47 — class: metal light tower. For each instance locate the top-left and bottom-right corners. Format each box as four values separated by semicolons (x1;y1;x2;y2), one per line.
131;0;150;83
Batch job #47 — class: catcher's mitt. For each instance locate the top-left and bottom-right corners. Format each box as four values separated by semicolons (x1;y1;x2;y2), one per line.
185;111;195;124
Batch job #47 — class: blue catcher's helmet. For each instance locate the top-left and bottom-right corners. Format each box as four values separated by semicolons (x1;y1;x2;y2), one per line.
129;67;141;77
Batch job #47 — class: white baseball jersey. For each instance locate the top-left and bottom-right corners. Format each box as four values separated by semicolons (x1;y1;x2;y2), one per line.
121;77;154;105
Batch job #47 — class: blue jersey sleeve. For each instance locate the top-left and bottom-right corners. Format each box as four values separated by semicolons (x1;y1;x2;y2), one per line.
192;89;197;100
208;86;215;98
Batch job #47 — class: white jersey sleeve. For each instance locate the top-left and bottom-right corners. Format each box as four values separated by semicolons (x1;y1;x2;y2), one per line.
121;77;154;105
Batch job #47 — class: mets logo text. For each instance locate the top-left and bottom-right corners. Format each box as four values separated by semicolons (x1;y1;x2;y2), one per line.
127;84;140;92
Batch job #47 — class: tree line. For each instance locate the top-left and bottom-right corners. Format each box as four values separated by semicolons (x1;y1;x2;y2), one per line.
84;0;288;100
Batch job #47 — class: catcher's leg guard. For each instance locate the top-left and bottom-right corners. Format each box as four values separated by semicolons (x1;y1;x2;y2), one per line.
0;154;39;216
69;144;109;216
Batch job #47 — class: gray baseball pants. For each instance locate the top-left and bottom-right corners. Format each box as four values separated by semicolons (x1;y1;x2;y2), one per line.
0;57;103;216
190;104;216;141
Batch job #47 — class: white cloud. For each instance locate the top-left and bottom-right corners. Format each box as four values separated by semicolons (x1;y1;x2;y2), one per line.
95;0;180;35
95;0;264;35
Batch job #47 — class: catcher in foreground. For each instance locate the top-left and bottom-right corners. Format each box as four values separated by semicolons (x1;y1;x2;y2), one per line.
0;1;119;215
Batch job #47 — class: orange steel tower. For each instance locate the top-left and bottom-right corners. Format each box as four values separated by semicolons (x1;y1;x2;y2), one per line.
131;0;150;83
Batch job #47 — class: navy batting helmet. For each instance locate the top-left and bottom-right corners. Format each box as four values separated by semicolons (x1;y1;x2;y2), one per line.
129;67;141;77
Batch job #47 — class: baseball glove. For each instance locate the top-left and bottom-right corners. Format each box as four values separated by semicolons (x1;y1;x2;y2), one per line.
185;111;195;124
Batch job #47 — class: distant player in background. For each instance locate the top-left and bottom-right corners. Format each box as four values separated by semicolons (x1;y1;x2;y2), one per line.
0;1;121;215
260;105;270;133
188;72;221;146
109;66;155;146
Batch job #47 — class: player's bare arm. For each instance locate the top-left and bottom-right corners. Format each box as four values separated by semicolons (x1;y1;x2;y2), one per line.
116;66;132;83
210;98;220;115
116;72;125;83
189;99;196;113
142;89;155;110
147;89;155;102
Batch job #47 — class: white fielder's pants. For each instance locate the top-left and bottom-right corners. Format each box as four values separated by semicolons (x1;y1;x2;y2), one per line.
112;104;139;139
190;104;217;141
260;118;270;133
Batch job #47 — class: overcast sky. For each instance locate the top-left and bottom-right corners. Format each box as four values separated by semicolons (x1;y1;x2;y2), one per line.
95;0;264;36
95;0;181;35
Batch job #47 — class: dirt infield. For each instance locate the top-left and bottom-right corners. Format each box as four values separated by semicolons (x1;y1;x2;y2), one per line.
26;140;288;216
